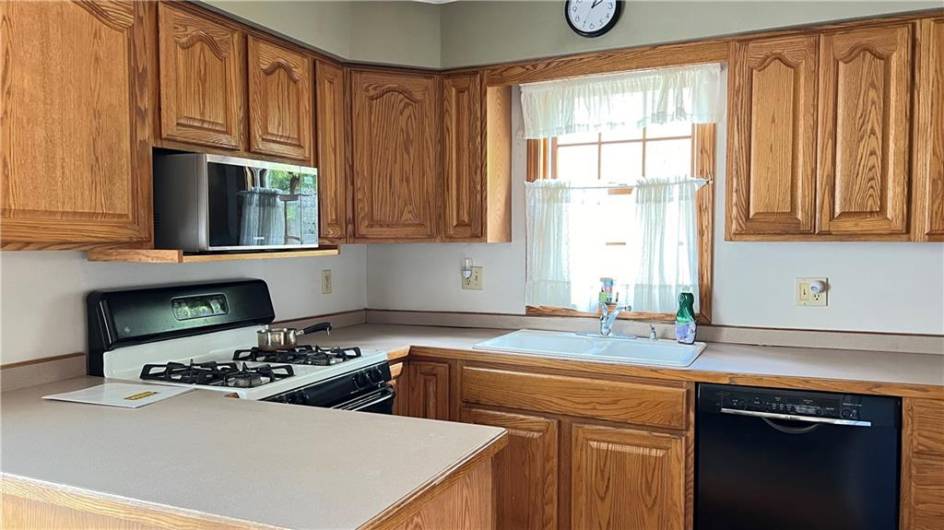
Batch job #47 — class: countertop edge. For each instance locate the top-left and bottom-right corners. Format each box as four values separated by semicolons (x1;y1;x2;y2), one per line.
0;472;284;530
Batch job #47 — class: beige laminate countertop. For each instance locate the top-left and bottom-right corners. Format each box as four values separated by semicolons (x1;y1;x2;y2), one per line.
0;376;505;529
312;324;944;394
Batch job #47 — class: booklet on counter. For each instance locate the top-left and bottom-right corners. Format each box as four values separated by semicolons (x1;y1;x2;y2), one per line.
43;382;192;409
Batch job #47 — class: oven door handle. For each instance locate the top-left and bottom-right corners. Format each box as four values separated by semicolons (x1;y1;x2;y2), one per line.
720;408;872;427
333;386;395;411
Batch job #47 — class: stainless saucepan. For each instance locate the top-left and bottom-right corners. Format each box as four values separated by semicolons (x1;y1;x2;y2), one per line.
257;322;332;351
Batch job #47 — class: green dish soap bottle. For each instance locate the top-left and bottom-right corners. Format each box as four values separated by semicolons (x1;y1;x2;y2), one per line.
676;292;696;344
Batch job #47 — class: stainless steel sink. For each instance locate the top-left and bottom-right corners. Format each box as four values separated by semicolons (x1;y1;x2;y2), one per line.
473;329;706;367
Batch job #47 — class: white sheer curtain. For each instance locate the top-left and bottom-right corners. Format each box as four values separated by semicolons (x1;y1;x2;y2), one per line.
520;63;721;139
525;181;609;310
631;178;701;313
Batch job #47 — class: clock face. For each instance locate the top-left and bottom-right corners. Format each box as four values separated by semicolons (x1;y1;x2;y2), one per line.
564;0;622;38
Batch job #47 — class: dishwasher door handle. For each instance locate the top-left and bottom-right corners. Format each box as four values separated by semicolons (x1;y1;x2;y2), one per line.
720;407;872;427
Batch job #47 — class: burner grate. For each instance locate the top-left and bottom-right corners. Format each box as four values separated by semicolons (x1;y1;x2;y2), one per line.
140;360;294;387
233;345;362;366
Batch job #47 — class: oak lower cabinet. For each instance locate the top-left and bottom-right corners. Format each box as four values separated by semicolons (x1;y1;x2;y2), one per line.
351;70;440;241
461;407;559;530
157;3;245;150
247;35;313;162
0;0;153;249
315;60;350;243
571;424;685;530
403;361;451;420
902;398;944;530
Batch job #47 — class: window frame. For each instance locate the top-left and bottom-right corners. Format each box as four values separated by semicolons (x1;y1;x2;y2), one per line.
525;123;716;324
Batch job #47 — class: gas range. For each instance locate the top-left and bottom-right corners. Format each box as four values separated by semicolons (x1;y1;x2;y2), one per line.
87;280;394;410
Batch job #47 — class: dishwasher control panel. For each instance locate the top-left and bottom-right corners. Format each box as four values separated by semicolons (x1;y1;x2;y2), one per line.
700;384;877;421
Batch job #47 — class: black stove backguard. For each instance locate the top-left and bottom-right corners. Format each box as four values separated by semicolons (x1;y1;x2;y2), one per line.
86;279;275;376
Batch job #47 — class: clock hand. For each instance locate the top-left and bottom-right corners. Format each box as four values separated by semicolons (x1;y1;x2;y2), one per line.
591;0;603;8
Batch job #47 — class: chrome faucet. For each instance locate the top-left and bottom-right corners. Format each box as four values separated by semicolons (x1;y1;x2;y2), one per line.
599;302;627;337
648;323;658;341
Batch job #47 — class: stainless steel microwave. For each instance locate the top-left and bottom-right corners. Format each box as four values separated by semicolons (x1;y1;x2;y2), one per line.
154;153;318;252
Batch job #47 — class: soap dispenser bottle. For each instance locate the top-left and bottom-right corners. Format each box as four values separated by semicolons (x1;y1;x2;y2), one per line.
675;292;696;344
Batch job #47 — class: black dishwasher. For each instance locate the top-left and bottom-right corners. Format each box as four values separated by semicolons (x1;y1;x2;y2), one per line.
696;384;900;530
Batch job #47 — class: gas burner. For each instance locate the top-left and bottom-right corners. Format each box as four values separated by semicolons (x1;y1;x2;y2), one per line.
233;345;362;366
140;360;293;387
220;363;294;388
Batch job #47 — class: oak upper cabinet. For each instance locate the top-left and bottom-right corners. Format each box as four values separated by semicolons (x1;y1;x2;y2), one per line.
913;18;944;242
403;361;450;420
315;60;349;243
0;0;152;248
158;3;245;150
351;70;440;240
727;35;818;238
571;424;686;530
461;407;559;530
247;36;313;161
817;24;913;236
443;72;484;240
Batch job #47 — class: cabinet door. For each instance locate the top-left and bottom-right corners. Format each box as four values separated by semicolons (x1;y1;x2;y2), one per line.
0;0;152;247
315;61;349;243
248;36;312;161
571;423;685;530
902;398;944;530
443;72;484;240
352;70;439;240
727;35;817;238
404;361;450;420
817;24;912;235
461;407;558;530
913;18;944;242
158;3;244;150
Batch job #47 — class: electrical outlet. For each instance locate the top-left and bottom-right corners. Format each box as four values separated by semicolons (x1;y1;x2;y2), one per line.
462;266;483;290
321;269;333;295
796;277;827;307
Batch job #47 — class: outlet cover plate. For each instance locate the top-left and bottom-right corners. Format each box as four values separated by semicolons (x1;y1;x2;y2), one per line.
321;269;333;295
462;266;483;290
796;277;827;307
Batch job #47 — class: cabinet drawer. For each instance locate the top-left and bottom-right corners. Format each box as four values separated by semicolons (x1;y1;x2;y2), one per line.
911;399;944;456
461;367;687;430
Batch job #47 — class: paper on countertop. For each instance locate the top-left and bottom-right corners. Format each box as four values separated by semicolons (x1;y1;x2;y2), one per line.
42;382;192;409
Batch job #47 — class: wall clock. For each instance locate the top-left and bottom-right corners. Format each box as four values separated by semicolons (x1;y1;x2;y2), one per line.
564;0;623;38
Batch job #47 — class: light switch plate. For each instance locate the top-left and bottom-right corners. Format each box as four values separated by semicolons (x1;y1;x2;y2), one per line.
796;277;827;306
462;266;483;290
321;269;333;295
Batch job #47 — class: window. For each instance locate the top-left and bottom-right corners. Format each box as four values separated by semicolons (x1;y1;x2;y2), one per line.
525;124;715;321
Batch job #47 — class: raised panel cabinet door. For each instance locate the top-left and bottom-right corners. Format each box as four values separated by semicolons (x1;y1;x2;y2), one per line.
248;35;312;161
461;407;558;530
158;3;244;150
817;24;913;235
443;72;484;240
0;0;152;247
404;361;450;420
913;18;944;241
352;70;439;240
727;35;818;238
902;398;944;530
571;423;685;530
315;60;348;243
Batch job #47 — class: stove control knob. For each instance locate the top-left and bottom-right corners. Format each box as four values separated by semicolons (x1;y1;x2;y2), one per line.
367;367;384;384
353;372;369;389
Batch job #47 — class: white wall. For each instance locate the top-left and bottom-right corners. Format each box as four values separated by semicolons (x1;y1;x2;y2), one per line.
367;87;944;335
440;1;941;68
0;247;367;364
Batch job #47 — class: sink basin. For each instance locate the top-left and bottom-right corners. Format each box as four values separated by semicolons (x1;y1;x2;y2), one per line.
473;329;706;367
